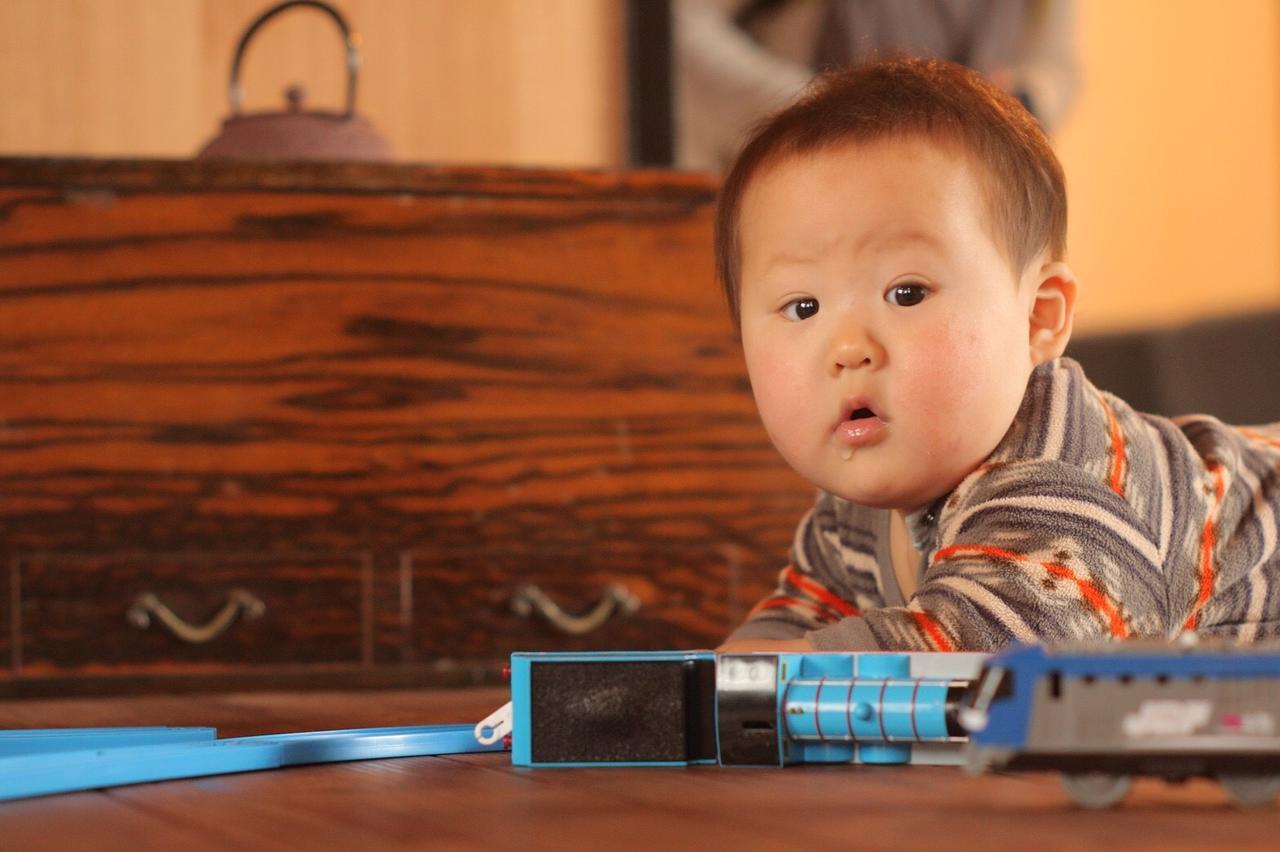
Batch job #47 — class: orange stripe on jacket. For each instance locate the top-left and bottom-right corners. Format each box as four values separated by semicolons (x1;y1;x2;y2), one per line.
933;544;1130;639
908;610;955;651
1184;464;1225;630
1238;427;1280;449
783;565;861;617
1098;393;1127;497
1042;561;1128;638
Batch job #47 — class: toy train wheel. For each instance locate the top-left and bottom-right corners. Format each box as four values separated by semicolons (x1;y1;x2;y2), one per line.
1060;773;1132;809
1218;774;1280;808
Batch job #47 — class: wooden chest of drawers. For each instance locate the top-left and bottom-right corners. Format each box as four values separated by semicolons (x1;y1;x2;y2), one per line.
0;158;813;695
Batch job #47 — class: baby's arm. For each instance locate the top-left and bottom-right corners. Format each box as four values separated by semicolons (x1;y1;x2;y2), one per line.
724;498;883;649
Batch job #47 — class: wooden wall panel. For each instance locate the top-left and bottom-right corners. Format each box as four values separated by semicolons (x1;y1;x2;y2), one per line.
0;0;623;166
0;1;205;156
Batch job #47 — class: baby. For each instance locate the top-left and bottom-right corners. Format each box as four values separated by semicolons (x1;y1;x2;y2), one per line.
718;58;1280;653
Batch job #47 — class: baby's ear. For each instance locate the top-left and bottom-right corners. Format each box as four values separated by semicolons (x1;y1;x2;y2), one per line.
1027;261;1078;365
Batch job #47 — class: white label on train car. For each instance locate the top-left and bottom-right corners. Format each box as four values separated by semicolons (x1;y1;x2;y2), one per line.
1122;700;1212;737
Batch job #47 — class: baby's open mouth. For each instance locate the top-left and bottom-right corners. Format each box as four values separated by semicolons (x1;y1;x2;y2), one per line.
835;403;887;458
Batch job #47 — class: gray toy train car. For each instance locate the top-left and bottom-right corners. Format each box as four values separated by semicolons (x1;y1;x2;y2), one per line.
959;641;1280;807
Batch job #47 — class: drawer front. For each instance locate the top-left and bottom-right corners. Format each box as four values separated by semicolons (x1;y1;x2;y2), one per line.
0;564;10;677
15;553;370;674
401;542;762;660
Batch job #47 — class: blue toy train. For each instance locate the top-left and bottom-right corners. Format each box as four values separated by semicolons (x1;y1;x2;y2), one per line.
499;640;1280;808
505;650;986;768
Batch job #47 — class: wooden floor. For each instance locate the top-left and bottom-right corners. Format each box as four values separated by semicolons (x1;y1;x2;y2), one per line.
0;687;1276;850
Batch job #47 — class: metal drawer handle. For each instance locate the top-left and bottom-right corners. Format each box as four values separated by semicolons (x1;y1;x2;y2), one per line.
126;589;266;644
510;583;640;636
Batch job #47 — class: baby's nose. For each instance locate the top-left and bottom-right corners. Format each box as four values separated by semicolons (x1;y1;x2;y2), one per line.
829;328;884;374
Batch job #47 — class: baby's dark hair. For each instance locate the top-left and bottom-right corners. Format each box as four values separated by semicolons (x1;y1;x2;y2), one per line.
715;57;1067;323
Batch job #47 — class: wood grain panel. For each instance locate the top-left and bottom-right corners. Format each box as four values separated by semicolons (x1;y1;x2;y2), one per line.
15;552;370;673
0;158;812;680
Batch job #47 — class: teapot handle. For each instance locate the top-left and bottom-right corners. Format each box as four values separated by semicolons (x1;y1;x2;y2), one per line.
227;0;360;117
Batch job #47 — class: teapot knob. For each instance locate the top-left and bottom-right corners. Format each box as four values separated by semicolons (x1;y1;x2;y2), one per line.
285;85;306;112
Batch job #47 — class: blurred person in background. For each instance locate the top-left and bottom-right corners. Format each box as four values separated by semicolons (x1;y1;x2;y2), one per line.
674;0;1078;173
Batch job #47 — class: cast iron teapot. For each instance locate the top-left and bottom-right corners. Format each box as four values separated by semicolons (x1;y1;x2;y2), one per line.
198;0;393;161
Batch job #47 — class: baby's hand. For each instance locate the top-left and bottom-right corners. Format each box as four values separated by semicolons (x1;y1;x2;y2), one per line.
716;638;814;654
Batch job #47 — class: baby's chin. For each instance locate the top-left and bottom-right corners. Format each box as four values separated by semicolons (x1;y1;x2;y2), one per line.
817;481;914;511
817;471;962;512
831;490;936;512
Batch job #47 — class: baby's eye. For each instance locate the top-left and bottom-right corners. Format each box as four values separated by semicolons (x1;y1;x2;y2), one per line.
885;282;928;307
781;297;820;321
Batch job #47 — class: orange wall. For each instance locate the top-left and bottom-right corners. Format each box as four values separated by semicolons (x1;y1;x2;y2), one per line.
0;0;624;167
1056;0;1280;332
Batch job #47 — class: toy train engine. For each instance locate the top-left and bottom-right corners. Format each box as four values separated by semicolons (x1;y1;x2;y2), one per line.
959;642;1280;808
504;651;986;768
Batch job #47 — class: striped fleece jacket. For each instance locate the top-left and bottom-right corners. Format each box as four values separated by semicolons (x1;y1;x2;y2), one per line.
728;357;1280;651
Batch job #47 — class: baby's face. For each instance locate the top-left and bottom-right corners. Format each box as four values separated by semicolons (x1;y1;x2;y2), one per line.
738;137;1041;510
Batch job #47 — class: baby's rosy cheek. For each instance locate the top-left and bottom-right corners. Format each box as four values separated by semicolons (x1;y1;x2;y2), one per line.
895;337;975;449
898;334;968;407
750;373;807;442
